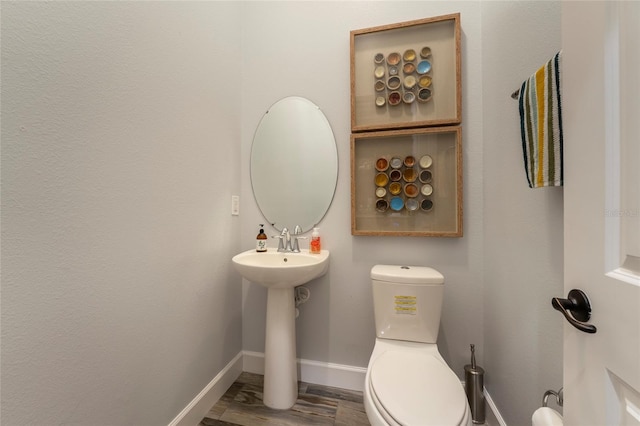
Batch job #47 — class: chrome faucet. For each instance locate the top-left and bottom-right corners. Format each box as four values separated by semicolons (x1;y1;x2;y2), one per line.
273;226;305;253
291;225;306;253
274;227;291;252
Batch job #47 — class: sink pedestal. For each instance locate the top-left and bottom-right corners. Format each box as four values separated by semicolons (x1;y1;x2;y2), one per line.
231;249;330;410
263;287;298;409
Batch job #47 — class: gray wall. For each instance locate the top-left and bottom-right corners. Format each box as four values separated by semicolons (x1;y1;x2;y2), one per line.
239;2;564;426
1;2;243;425
481;2;564;426
239;0;486;375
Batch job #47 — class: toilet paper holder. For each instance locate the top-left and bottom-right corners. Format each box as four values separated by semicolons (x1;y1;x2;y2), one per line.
533;389;564;426
543;387;563;407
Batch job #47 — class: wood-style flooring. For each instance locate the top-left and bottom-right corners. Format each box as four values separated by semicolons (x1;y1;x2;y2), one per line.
199;372;371;426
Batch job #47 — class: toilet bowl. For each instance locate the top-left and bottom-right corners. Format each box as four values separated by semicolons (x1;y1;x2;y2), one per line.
364;265;472;426
365;339;472;426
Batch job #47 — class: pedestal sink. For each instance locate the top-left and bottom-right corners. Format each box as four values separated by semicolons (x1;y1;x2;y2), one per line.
232;248;330;409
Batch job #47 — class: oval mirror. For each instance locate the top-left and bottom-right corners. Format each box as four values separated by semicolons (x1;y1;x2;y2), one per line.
251;96;338;232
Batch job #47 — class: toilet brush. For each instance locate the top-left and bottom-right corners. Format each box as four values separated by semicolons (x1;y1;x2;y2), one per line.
464;344;486;424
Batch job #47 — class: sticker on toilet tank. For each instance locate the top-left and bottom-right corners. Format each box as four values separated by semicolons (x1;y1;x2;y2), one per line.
394;295;417;315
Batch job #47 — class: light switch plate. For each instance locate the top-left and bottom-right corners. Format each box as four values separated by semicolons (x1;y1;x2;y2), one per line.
231;195;240;216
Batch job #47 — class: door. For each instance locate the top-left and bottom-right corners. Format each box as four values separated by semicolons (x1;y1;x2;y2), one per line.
562;2;640;425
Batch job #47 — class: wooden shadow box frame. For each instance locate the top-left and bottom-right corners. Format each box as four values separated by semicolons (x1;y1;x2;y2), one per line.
350;13;461;132
351;126;462;237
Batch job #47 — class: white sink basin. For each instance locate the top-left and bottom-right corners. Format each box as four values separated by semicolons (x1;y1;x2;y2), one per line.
232;248;330;288
231;248;330;409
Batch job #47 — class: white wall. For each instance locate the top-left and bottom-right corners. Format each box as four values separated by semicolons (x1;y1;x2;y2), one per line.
481;2;564;426
1;2;243;425
239;1;485;376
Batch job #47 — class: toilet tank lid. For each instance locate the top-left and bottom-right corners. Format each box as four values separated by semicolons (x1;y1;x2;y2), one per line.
371;265;444;284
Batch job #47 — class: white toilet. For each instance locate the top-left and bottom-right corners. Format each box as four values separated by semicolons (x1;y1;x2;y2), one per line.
364;265;472;426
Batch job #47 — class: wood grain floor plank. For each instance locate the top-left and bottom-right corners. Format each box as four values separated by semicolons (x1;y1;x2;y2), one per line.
202;374;370;426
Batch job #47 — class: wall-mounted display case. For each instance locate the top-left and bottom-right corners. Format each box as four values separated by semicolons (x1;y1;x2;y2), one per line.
351;126;462;237
350;14;461;132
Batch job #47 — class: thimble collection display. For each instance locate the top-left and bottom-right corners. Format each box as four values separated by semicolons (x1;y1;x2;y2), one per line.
373;47;433;108
350;14;462;236
373;155;434;213
350;14;461;132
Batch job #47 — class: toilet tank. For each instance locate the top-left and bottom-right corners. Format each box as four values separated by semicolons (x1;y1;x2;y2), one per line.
371;265;444;343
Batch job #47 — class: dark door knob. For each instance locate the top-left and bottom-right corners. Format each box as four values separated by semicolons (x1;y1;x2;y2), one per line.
551;289;597;334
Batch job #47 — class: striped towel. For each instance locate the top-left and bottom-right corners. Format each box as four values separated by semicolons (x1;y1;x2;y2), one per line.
518;51;563;188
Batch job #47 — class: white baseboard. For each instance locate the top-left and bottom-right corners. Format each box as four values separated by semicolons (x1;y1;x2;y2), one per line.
242;350;367;392
171;351;506;426
168;352;243;426
461;382;506;426
241;350;265;376
485;388;508;426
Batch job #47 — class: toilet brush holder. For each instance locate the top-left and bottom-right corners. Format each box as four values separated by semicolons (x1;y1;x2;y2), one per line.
464;344;485;424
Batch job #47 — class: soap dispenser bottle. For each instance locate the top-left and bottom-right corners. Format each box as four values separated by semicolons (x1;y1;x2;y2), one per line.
256;224;267;252
310;227;321;254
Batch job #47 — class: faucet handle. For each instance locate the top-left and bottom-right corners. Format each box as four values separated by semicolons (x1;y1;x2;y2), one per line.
272;234;285;251
291;236;307;253
293;225;303;235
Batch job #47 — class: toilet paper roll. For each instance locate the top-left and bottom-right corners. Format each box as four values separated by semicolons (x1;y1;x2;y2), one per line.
531;407;563;426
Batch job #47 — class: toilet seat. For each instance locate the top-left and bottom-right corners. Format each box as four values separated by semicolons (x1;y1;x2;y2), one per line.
369;350;467;426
